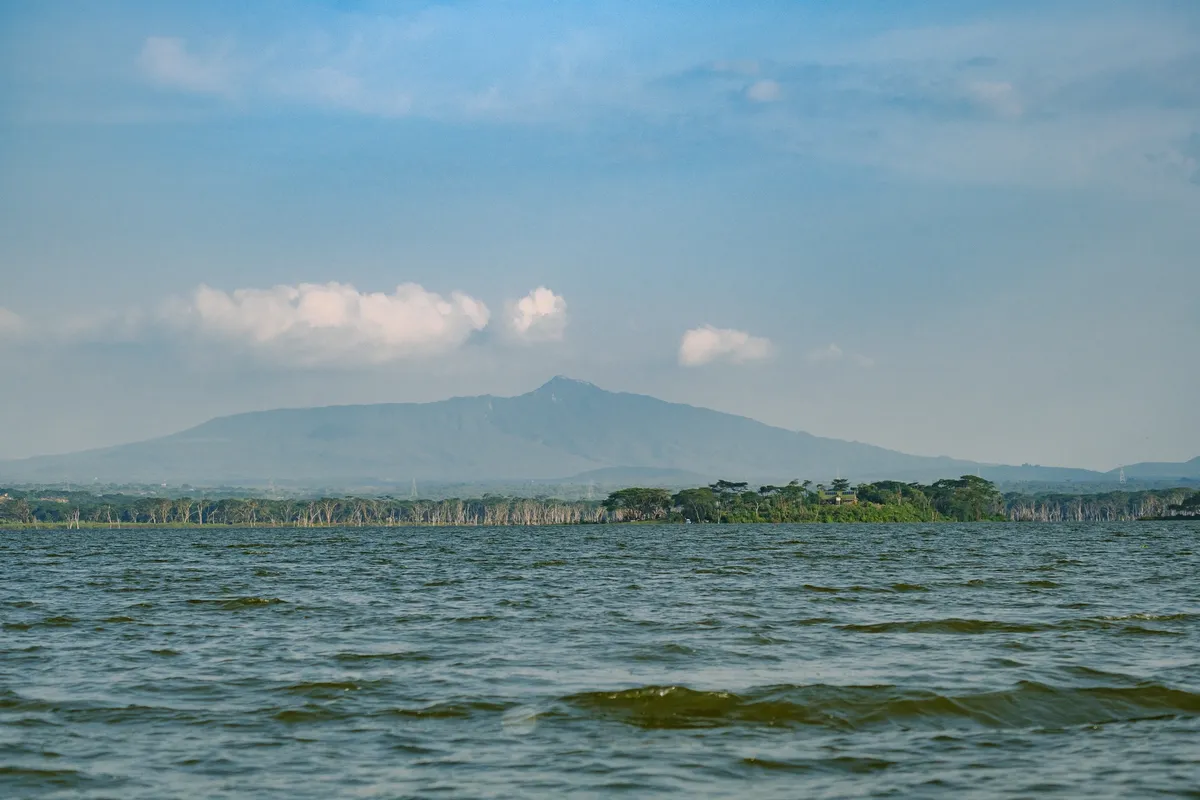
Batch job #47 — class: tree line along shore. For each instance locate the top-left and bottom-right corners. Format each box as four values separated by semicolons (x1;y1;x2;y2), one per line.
1;477;1197;529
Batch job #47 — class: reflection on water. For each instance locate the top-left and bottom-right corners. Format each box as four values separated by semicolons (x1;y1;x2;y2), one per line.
1;522;1198;797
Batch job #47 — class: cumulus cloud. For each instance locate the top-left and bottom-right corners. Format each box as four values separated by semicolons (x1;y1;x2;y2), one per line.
679;325;772;367
507;287;568;342
746;79;782;103
173;282;490;365
138;37;234;94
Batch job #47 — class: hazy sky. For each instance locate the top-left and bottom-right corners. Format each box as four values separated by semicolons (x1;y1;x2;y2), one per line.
2;0;1198;470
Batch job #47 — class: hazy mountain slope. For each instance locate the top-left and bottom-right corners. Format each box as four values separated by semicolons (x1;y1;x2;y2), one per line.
4;393;602;485
487;378;977;479
0;376;1129;487
1112;457;1200;479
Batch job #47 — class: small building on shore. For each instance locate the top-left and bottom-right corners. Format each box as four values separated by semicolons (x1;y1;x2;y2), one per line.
819;490;858;506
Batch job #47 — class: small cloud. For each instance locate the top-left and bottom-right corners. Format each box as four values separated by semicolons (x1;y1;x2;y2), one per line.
679;325;772;367
507;287;568;342
138;37;234;94
806;343;844;363
966;80;1023;118
171;281;490;366
0;307;24;339
746;79;782;103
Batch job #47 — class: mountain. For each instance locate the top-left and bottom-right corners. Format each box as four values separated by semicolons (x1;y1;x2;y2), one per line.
0;376;1116;488
1110;457;1200;480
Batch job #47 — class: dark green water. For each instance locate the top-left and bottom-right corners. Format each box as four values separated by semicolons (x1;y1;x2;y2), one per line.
2;523;1198;798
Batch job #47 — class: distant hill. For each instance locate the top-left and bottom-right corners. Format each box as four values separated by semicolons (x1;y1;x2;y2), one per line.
0;376;1147;489
1110;457;1200;480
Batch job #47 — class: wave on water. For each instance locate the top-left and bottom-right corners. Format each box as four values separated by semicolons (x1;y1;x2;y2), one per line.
839;619;1051;634
797;583;931;594
838;615;1193;636
383;700;513;719
185;597;286;610
282;681;373;697
0;765;117;791
563;682;1200;731
332;651;433;663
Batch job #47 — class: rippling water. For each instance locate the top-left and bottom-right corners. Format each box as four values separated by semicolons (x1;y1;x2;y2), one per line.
2;523;1198;797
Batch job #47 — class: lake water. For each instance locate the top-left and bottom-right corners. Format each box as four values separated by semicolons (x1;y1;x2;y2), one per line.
2;522;1198;798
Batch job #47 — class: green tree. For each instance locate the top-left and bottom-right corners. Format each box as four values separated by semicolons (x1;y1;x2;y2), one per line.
929;475;1003;521
603;487;672;521
708;480;748;522
673;487;717;523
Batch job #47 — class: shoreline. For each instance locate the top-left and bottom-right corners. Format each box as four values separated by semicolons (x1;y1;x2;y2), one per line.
3;517;1195;531
3;478;1196;527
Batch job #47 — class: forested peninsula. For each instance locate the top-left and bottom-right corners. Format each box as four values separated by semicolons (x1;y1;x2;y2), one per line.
2;477;1197;529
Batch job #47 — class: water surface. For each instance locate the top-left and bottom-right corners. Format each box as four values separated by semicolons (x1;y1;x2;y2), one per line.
2;523;1198;797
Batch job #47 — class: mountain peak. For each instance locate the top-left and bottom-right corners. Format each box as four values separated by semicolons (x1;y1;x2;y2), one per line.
534;376;601;394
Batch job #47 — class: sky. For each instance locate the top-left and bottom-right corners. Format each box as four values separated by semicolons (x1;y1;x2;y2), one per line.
1;0;1198;470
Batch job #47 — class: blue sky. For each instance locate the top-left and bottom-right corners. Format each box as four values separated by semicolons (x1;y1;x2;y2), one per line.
1;0;1198;469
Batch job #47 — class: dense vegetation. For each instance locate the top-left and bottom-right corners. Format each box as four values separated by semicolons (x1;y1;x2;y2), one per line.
603;476;1003;523
3;477;1196;528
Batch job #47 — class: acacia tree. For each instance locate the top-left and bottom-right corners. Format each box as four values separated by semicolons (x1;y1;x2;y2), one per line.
929;476;1003;521
603;488;672;521
672;487;717;523
709;480;748;523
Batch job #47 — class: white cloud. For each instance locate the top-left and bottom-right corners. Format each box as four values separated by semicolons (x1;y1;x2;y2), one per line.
138;37;234;94
507;287;568;342
746;79;782;103
0;308;24;339
806;343;844;363
679;325;772;367
173;282;490;365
